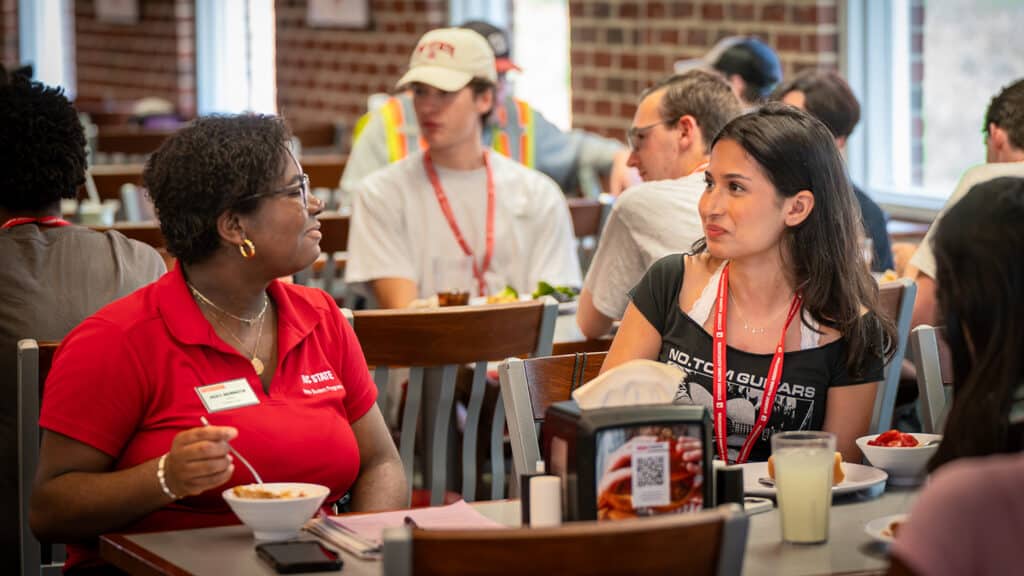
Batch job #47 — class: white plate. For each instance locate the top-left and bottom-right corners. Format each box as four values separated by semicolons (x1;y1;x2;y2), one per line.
738;461;888;497
469;295;577;314
864;513;908;544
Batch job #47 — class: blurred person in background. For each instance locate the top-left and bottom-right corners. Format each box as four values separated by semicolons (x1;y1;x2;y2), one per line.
773;70;895;272
341;20;635;199
0;66;165;570
908;78;1024;328
675;36;783;109
345;27;580;308
577;70;742;338
889;176;1024;576
30;115;405;572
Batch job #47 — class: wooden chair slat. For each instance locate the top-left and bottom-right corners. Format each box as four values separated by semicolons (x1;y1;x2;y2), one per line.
355;301;550;366
381;505;749;576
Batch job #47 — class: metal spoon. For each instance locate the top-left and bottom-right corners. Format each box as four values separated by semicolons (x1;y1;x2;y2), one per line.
757;477;776;488
200;416;263;484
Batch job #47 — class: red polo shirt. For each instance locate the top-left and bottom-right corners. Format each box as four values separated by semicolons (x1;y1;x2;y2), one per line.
39;265;377;569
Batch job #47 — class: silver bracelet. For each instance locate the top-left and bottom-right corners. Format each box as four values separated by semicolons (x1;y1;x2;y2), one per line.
157;453;180;501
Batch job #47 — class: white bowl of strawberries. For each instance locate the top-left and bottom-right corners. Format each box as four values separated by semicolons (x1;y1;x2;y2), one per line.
856;430;942;486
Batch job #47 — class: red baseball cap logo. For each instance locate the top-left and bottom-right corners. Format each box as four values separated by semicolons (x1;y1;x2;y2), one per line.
418;41;455;60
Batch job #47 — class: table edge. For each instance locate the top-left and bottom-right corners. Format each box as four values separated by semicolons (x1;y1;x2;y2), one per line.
101;533;193;576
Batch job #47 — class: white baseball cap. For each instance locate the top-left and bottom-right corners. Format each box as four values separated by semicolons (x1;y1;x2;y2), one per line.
396;28;497;92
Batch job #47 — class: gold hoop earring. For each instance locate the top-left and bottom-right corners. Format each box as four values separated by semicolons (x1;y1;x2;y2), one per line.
239;239;256;259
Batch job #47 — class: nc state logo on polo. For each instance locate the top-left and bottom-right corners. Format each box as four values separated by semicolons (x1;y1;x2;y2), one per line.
195;378;260;413
301;369;344;396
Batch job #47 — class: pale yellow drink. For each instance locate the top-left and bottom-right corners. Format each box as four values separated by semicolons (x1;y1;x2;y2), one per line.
771;432;836;544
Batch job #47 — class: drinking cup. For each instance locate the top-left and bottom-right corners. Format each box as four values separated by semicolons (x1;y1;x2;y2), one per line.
771;431;836;544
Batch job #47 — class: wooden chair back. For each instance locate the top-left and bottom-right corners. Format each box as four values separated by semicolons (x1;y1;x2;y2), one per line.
95;126;175;155
381;504;748;576
352;299;559;505
90;222;175;270
499;352;606;489
909;325;954;433
85;164;146;203
303;154;347;190
17;340;64;575
298;212;349;303
870;278;917;433
567;195;612;275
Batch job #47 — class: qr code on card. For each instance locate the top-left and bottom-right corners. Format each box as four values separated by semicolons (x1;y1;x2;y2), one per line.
635;453;665;488
630;441;670;507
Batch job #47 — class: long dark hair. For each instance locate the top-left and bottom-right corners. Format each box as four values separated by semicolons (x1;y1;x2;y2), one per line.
693;103;895;373
929;176;1024;471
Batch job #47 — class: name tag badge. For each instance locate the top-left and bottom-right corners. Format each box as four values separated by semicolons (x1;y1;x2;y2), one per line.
195;378;260;413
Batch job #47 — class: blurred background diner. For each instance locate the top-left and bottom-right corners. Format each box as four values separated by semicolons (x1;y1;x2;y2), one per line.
4;1;1024;574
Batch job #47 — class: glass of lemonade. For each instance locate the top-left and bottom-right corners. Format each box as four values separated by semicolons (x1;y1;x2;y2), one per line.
771;431;836;544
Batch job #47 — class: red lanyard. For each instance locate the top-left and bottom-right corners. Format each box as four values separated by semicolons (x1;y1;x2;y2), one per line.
423;150;496;297
1;216;72;229
712;263;802;464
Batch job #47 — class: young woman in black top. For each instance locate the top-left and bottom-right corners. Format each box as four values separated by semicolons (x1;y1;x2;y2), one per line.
603;104;895;462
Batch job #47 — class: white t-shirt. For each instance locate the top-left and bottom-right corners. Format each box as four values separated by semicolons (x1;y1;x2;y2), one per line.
346;150;581;300
582;172;706;320
911;161;1024;278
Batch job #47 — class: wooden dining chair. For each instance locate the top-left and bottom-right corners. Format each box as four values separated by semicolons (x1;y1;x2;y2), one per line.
381;503;748;576
95;126;175;156
90;221;175;270
869;278;918;434
302;153;348;190
296;211;350;302
498;352;606;491
909;325;954;433
17;339;64;576
85;164;145;203
567;195;612;274
352;299;559;505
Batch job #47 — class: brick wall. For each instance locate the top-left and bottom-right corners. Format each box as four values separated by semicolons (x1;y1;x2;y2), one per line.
569;0;840;139
1;0;16;69
74;0;196;118
275;0;447;128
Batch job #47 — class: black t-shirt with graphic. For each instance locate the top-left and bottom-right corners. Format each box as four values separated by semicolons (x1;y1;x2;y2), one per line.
631;254;884;462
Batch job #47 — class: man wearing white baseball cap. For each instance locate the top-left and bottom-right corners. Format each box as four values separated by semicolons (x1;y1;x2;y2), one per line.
340;21;634;198
346;27;581;308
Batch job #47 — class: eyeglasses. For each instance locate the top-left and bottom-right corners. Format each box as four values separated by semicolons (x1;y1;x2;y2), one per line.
241;173;311;208
627;117;679;151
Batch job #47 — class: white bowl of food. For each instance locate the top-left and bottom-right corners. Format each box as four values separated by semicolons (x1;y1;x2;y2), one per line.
223;482;330;540
856;431;942;486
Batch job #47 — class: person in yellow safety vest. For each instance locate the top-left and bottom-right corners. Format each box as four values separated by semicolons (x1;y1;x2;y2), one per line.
340;21;635;199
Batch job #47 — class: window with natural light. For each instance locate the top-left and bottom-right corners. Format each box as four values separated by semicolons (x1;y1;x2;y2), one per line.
847;0;1024;211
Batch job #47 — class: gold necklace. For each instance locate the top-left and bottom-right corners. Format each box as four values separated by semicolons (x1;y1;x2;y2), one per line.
206;305;268;375
729;289;794;336
186;282;268;325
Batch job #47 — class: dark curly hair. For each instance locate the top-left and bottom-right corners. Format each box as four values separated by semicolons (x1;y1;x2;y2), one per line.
0;66;87;211
142;115;291;266
985;78;1024;151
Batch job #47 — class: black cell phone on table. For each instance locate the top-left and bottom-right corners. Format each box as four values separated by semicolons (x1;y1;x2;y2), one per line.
255;541;343;573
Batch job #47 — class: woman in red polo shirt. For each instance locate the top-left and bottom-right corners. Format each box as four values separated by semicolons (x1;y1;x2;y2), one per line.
31;115;407;571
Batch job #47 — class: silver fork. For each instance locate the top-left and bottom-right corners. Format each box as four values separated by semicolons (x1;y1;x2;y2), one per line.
200;416;263;484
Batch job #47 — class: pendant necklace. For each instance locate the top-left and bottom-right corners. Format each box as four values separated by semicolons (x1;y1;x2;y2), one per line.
188;283;269;375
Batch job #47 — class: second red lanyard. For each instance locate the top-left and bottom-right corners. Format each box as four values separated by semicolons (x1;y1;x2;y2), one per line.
423;150;495;297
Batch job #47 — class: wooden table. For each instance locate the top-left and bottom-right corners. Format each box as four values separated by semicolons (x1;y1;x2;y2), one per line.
101;488;916;575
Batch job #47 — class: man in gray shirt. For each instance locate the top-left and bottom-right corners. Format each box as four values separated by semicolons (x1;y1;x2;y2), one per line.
0;67;165;569
577;71;742;338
